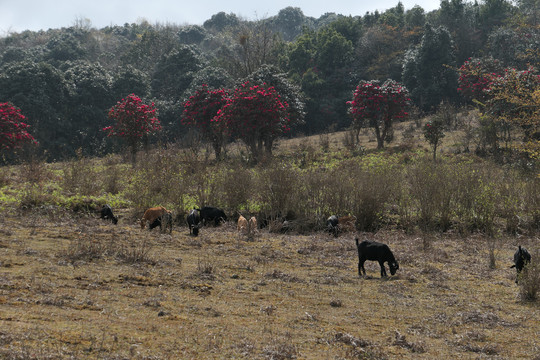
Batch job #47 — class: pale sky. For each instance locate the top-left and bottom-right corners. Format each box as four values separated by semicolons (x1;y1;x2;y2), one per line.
0;0;442;34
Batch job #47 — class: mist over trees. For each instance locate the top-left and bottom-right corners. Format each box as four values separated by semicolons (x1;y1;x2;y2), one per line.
0;1;539;161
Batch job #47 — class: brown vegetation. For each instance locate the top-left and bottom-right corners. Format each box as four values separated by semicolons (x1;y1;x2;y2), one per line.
0;212;539;359
0;117;539;358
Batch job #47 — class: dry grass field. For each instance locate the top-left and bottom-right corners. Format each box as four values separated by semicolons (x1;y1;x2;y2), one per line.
1;211;539;359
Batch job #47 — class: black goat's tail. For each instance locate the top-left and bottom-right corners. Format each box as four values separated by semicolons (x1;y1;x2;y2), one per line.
510;264;516;268
355;238;359;248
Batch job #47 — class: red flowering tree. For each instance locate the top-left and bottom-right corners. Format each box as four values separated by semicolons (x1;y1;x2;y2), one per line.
182;85;229;159
348;80;410;149
103;94;161;164
0;102;36;151
217;82;290;161
457;57;504;103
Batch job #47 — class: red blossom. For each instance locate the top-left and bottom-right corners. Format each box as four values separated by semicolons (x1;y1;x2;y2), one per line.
104;94;161;139
0;102;37;150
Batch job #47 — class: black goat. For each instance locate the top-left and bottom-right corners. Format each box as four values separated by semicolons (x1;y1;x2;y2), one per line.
186;208;201;236
326;215;339;237
100;204;118;224
149;218;161;230
148;212;173;234
197;206;227;226
510;245;532;283
355;238;399;277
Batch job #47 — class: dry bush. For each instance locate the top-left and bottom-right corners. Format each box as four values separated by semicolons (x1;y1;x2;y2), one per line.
19;184;53;210
101;162;124;195
59;235;116;263
342;128;366;155
261;340;297;360
519;250;540;301
407;160;453;231
117;236;155;265
351;163;400;232
62;150;101;196
255;161;300;219
0;166;11;187
124;147;185;212
523;177;540;231
213;162;253;212
19;152;50;184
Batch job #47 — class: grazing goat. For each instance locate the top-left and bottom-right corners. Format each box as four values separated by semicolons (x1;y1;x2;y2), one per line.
146;210;172;233
197;206;227;226
186;208;201;236
140;206;169;230
355;238;399;277
327;215;339;237
511;245;532;283
237;215;248;234
100;204;118;224
248;216;257;235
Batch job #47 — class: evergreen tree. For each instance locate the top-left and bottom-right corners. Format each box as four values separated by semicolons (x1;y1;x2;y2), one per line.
402;23;458;112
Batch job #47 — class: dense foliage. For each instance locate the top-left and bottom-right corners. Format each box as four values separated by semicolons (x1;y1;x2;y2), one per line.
0;1;539;162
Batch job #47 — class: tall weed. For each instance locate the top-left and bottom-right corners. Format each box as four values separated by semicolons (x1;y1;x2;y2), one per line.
62;151;101;196
519;250;540;302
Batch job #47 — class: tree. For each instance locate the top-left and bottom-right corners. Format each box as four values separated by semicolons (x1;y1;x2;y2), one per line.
434;0;482;64
245;64;305;132
103;94;161;164
423;118;445;161
348;79;410;149
457;57;504;103
402;23;458;112
0;61;70;160
112;65;151;99
484;67;540;160
182;85;229;159
203;12;240;33
178;25;208;45
0;102;36;151
287;26;354;132
271;7;307;41
151;45;205;100
217;82;290;161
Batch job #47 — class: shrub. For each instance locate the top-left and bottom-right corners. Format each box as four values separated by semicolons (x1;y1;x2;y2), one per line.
519;251;540;302
62;150;101;196
255;161;300;219
124;147;184;212
407;159;453;231
213;163;253;213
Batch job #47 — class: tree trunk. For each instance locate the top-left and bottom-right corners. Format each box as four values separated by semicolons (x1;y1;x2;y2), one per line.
264;137;273;156
374;125;384;149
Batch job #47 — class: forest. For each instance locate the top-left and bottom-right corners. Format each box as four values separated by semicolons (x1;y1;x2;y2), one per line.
1;0;539;162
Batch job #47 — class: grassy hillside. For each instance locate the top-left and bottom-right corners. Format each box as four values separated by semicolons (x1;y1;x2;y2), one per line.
0;119;539;359
1;213;539;359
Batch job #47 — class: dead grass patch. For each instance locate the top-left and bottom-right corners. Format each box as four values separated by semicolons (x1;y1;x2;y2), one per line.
0;214;538;359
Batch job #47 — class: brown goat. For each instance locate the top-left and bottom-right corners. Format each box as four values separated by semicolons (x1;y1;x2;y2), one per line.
248;216;258;235
141;206;169;230
237;215;248;234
